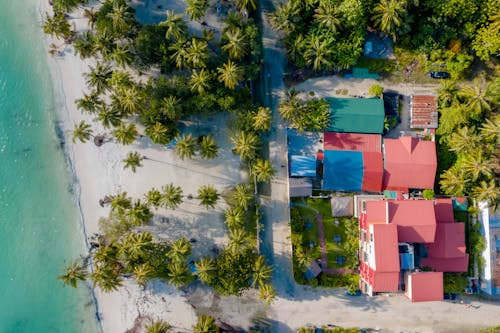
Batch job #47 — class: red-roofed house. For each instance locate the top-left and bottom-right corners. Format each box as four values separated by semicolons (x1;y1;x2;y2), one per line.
324;132;382;152
434;198;455;223
410;95;438;129
362;152;383;192
406;272;443;302
383;137;437;191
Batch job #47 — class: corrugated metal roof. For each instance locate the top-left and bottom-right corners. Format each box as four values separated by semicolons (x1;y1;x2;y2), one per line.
289;177;313;197
410;95;438;129
373;224;400;272
383;137;437;191
362;152;383;192
407;272;443;302
434;198;455;223
420;256;469;272
323;150;363;191
324;132;382;152
388;200;437;243
425;223;467;259
290;155;316;177
326;97;385;134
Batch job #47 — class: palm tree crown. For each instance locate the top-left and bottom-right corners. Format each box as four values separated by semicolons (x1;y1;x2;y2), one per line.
113;123;138;145
162;183;183;209
198;135;218;159
123;151;144;173
58;260;87;288
372;0;405;40
72;121;93;144
231;131;260;161
176;133;197;160
198;185;219;209
217;60;243;89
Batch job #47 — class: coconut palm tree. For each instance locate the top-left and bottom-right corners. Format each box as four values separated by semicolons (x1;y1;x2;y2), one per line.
169;39;189;69
278;88;300;121
194;257;215;283
167;261;191;288
58;260;87;288
109;191;132;213
252;256;272;287
176;134;197;160
113;123;138;145
232;184;253;210
252;159;274;182
145;320;171;333
160;96;182;120
76;91;103;114
113;86;143;116
460;82;495;118
437;80;459;108
231;131;260;161
473;179;499;208
109;70;133;90
85;62;112;93
93;32;115;59
161;183;183;209
186;38;209;68
198;135;218;159
236;0;257;12
43;12;72;40
198;185;219;209
222;28;248;60
83;7;98;29
120;232;153;261
145;188;163;209
259;283;276;305
193;315;219;333
372;0;405;41
91;265;123;293
146;122;171;145
462;153;495;181
448;126;480;154
126;200;152;226
111;44;133;68
480;116;500;145
98;107;122;128
190;69;212;94
294;247;314;267
227;227;249;254
168;238;191;262
224;208;244;229
123;152;144;173
253;107;272;132
185;0;209;21
72;121;93;144
314;1;341;32
440;165;469;195
106;1;134;33
160;10;187;40
73;31;96;59
217;60;243;89
304;35;333;71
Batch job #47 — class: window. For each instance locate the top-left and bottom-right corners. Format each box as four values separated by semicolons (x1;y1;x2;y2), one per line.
370;233;373;242
364;252;368;262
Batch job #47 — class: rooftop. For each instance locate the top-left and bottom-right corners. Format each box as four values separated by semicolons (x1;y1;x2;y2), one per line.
324;132;382;152
407;272;443;302
410;95;438;129
326;97;385;134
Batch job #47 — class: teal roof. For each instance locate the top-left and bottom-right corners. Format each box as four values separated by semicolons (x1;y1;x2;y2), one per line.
326;97;385;134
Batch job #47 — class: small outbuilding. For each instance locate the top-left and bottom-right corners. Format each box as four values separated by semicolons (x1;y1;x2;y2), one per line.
406;272;443;302
289;177;313;198
290;155;317;177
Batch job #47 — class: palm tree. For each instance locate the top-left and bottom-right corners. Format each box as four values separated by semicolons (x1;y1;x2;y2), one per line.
258;283;276;305
106;2;134;33
169;39;189;69
198;135;218;159
227;227;249;253
145;188;163;209
437;80;459;108
236;0;257;12
314;1;341;32
304;35;333;71
473;179;499;208
58;260;87;288
231;131;260;161
278;88;300;121
440;165;469;195
224;208;244;229
92;265;123;293
109;70;133;90
217;60;243;89
194;257;215;283
98;107;122;128
123;152;144;173
73;31;96;59
252;256;272;287
126;200;152;226
175;134;196;160
186;38;209;68
253;107;272;132
111;45;133;68
294;247;314;267
480;116;500;145
109;192;132;213
232;184;253;210
161;183;183;209
160;10;187;40
76;91;103;114
252;159;274;182
120;232;153;261
193;315;219;333
93;32;115;59
190;69;212;94
185;0;209;21
72;121;93;144
448;126;480;154
462;153;495;181
222;28;248;60
167;261;191;288
372;0;405;41
168;238;191;262
460;82;494;118
146;122;171;145
113;123;138;145
198;185;219;209
85;62;112;93
145;320;171;333
160;96;182;120
43;12;72;40
83;7;98;29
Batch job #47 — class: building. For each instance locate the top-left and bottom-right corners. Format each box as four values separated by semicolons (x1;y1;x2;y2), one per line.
289;177;313;198
478;201;500;295
410;95;438;129
359;198;468;301
325;97;385;134
383;137;437;191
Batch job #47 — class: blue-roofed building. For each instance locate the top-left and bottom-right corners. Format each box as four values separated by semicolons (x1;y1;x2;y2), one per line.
290;155;317;177
479;201;500;295
323;150;364;191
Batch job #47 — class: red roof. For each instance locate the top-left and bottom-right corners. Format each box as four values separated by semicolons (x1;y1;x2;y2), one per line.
407;272;443;302
365;201;388;224
324;132;382;152
362;152;383;192
410;95;438;129
426;223;466;258
383;137;437;191
360;261;399;292
372;224;400;272
434;198;455;223
388;200;437;243
420;255;469;272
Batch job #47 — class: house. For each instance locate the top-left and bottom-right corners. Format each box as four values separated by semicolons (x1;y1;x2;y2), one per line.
289;177;313;198
478;201;500;295
325;97;385;134
410;95;438;129
290;155;316;177
406;272;443;302
383;137;437;191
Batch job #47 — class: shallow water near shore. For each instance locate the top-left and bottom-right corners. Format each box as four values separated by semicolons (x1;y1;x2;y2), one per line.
0;1;99;332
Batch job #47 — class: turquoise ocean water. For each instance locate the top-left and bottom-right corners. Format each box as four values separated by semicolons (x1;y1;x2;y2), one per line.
0;1;99;332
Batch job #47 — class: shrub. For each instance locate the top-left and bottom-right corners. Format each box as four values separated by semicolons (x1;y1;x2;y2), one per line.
368;84;384;97
423;189;435;199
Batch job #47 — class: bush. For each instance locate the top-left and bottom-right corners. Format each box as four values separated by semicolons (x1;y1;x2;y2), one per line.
443;273;467;293
422;189;435;199
368;84;384;97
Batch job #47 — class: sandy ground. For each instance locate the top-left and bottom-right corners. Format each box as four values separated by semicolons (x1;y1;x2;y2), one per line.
41;1;247;332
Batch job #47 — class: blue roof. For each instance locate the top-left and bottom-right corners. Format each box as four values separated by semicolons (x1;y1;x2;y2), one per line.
400;253;414;270
323;150;363;191
291;155;316;177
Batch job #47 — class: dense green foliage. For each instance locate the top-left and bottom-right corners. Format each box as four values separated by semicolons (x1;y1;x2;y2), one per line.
443;273;468;293
278;88;330;131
